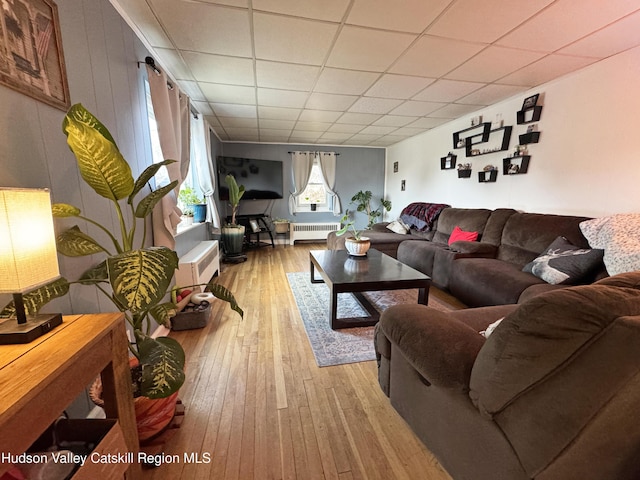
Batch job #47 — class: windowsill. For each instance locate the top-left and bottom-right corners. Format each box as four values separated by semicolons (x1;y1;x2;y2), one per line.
296;205;331;213
176;221;205;235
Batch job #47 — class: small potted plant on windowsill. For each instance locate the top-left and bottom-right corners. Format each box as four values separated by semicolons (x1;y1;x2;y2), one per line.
181;207;194;226
178;187;206;223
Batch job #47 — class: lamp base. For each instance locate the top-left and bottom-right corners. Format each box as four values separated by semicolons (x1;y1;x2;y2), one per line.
0;313;63;345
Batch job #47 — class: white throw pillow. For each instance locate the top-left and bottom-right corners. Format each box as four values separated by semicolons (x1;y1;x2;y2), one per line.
386;219;409;234
580;214;640;275
480;317;504;338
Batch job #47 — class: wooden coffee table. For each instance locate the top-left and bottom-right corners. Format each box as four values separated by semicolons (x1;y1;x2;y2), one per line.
310;249;431;329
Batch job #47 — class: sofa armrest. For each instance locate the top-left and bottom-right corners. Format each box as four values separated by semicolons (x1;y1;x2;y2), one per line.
371;222;391;232
379;304;486;391
449;240;497;257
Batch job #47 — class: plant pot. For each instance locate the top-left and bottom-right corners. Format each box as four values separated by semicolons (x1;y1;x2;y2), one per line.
221;224;245;255
310;203;317;211
181;215;194;226
274;222;289;234
192;203;207;223
345;236;370;256
89;358;180;442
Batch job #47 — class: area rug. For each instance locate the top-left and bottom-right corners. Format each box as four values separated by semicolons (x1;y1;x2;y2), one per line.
287;272;452;367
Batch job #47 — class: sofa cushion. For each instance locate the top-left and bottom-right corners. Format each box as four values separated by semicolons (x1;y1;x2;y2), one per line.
522;236;604;285
431;208;491;244
448;226;478;245
386;218;409;234
580;213;640;275
400;202;450;232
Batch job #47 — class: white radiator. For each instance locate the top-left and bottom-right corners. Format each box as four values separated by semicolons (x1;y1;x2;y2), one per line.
290;222;340;245
175;240;220;291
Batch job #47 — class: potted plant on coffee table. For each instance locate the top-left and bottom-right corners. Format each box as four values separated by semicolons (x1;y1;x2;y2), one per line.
220;174;246;258
0;103;243;441
336;210;371;256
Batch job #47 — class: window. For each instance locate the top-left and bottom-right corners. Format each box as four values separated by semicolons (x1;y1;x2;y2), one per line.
296;159;332;212
144;79;170;187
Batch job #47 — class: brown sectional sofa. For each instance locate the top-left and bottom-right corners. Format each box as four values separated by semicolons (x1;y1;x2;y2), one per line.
327;205;607;306
375;271;640;480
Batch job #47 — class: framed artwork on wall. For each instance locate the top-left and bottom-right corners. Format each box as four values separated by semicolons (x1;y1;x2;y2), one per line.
0;0;70;111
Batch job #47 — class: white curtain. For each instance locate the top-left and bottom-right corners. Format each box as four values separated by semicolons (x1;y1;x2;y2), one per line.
288;151;314;215
191;115;221;229
146;64;190;249
318;152;341;215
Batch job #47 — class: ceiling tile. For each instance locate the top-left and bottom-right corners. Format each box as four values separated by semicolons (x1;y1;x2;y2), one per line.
206;115;222;127
385;128;424;137
314;68;380;95
153;48;194;80
427;0;555;43
359;125;398;135
497;0;640;53
373;115;418;127
200;83;256;104
182;52;254;85
177;80;206;102
390;35;486;77
260;128;293;137
406;117;449;128
348;97;404;114
290;131;322;141
457;84;528;105
218;117;258;128
346;0;451;33
212;103;257;117
252;0;350;21
558;10;640;58
192;101;214;115
445;46;545;83
115;0;173;48
319;132;354;141
293;121;332;132
224;127;260;136
327;124;366;133
389;100;444;116
365;74;435;99
258;106;302;120
298;110;343;122
336;112;383;125
199;0;248;7
305;92;358;111
498;54;598;87
412;79;484;102
259;119;296;129
348;134;383;143
256;61;320;91
253;13;338;65
257;88;309;107
327;26;416;72
149;1;252;56
429;103;483;118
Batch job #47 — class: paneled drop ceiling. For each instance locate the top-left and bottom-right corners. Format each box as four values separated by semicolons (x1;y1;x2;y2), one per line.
112;0;640;147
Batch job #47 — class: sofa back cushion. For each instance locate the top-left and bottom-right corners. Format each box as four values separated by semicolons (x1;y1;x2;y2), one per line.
431;208;491;244
496;212;591;267
469;272;640;476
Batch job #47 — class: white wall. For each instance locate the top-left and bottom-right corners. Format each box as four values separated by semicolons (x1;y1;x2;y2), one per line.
385;45;640;220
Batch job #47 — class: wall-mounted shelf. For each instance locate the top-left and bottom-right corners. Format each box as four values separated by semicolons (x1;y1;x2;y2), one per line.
466;126;512;157
440;153;457;170
478;170;498;183
503;155;530;175
452;122;491;149
458;169;472;178
519;131;540;144
517;106;542;124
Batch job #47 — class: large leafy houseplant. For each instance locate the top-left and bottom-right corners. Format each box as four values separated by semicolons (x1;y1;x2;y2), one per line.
350;190;392;229
220;174;246;255
0;103;243;399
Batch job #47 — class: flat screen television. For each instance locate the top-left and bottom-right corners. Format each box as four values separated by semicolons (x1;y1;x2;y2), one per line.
217;156;284;200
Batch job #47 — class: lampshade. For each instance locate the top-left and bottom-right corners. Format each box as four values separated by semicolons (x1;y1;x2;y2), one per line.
0;188;60;294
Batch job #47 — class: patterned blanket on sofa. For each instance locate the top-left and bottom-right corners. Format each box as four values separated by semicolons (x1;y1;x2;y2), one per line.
400;202;450;232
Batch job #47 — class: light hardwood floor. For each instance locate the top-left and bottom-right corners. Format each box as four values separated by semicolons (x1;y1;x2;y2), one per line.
143;243;461;480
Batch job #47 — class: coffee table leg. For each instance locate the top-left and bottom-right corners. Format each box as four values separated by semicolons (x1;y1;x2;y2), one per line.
417;286;429;305
330;289;339;329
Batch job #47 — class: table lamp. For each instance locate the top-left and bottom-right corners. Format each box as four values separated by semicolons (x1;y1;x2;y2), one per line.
0;188;63;344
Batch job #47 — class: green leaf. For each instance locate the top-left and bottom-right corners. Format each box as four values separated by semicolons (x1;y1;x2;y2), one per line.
134;180;178;218
63;115;134;201
137;333;185;399
107;247;178;314
129;160;177;204
1;278;70;317
78;261;108;285
206;282;244;319
150;302;178;326
57;226;105;257
52;203;81;217
63;103;117;146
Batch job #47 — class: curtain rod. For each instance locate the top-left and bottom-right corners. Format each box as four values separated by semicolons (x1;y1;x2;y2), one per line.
288;151;340;155
139;56;174;90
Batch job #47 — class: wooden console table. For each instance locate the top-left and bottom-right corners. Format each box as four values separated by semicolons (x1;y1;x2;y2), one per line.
0;313;141;479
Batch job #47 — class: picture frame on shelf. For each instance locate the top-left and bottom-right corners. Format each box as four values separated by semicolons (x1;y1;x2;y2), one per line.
522;94;539;110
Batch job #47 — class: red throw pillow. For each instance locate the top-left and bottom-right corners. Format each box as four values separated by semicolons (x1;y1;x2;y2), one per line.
448;226;478;245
